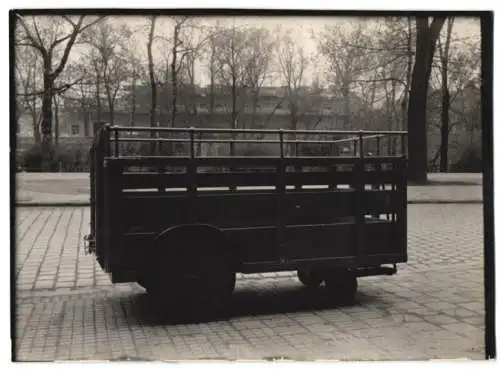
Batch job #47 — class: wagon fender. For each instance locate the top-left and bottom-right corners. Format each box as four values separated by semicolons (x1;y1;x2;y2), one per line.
152;224;237;266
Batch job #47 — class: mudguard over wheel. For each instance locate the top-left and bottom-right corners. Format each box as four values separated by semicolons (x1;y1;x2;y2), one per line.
141;225;236;319
324;269;358;303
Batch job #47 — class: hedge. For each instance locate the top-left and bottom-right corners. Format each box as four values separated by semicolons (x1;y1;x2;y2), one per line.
17;141;483;173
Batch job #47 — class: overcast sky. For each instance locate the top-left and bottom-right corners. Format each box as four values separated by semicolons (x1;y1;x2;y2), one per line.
119;16;481;86
21;15;482;88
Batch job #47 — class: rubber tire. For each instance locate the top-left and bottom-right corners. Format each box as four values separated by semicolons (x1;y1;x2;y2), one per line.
324;270;358;303
144;231;236;320
297;269;324;288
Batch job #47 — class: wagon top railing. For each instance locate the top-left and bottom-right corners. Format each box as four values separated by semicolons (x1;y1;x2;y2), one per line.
93;124;408;160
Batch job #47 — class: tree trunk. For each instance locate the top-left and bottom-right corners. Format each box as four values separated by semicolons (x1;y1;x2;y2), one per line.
95;75;102;124
439;88;450;172
439;18;454;173
407;16;446;183
342;84;350;129
171;24;179;128
33;115;41;143
105;87;115;126
53;96;59;145
251;91;259;129
31;99;41;143
147;16;157;154
130;77;136;127
41;68;54;164
189;56;197;115
83;109;90;137
390;79;397;154
108;100;114;126
402;16;413;131
209;65;215;126
289;101;299;156
230;75;237;156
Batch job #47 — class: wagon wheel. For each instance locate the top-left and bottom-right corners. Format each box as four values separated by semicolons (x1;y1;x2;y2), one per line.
324;270;358;303
297;269;324;288
146;230;236;319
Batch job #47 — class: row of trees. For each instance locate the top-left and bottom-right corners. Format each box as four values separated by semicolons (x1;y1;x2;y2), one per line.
14;14;481;181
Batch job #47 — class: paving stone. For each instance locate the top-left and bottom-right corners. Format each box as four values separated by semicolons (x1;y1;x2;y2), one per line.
14;204;484;361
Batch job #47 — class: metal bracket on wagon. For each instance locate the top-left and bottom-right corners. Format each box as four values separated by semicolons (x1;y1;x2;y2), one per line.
83;234;96;255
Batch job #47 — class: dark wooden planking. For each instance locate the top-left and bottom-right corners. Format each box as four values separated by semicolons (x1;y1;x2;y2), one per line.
283;222;354;260
107;155;405;169
283;220;396;260
119;220;399;272
120;189;399;230
225;227;279;263
118;170;401;189
363;220;400;255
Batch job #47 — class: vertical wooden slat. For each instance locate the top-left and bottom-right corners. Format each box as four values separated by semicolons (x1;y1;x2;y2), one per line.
277;130;286;263
107;161;124;274
89;136;95;241
114;129;119;157
294;140;302;190
401;133;407;157
398;157;408;261
104;124;111;158
98;127;111;270
188;128;197;222
355;132;365;262
229;131;236;191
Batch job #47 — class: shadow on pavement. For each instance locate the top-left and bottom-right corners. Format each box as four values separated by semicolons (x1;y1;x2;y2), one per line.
116;284;383;326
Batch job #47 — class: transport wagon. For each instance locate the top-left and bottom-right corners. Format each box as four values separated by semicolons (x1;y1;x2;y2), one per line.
85;125;407;316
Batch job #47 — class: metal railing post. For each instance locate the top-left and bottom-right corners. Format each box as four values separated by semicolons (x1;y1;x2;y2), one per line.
113;128;119;157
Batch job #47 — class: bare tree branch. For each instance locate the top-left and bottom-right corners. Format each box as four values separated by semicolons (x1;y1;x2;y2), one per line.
16;16;45;53
16;77;85;97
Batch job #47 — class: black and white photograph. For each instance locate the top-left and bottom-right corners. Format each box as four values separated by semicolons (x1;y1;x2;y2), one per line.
11;8;492;363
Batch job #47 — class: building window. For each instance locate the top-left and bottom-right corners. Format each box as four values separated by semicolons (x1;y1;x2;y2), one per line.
71;124;80;136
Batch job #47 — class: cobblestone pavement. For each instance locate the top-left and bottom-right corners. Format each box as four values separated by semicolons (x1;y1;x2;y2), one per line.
14;205;484;361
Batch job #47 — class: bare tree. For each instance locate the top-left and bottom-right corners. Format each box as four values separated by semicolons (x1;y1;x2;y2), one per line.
317;20;374;129
437;17;454;172
15;45;42;142
147;16;157;131
242;28;276;128
61;62;95;137
145;16;159;155
211;24;250;155
212;24;248;128
202;22;225;128
426;32;480;169
277;29;308;154
168;17;218;127
175;22;212;117
52;94;60;144
404;17;414;130
125;49;145;127
170;16;190;127
83;47;103;125
156;47;172;125
374;17;416;128
15;14;104;161
76;78;94;137
407;16;446;183
447;39;481;147
82;21;132;126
